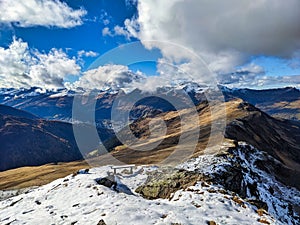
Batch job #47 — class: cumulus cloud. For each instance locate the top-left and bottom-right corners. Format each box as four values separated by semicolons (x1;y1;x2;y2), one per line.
123;0;300;85
78;50;98;58
0;0;87;28
223;75;300;89
258;75;300;88
102;27;112;37
69;62;298;91
102;25;133;40
219;74;262;88
217;64;300;88
99;10;112;26
0;38;81;90
114;25;133;40
128;0;300;56
72;64;145;91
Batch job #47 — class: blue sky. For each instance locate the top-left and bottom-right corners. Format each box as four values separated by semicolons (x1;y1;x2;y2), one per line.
0;0;299;90
0;0;138;70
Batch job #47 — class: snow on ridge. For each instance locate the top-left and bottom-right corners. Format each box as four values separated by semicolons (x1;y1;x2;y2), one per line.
49;91;69;98
0;81;207;100
0;162;279;225
1;142;298;225
179;142;300;225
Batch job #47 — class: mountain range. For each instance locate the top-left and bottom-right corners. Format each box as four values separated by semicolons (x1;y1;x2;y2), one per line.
0;85;299;171
1;86;299;123
0;85;299;224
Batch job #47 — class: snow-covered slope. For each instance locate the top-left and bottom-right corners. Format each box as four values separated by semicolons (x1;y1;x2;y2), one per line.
179;142;300;225
2;142;298;224
0;166;277;225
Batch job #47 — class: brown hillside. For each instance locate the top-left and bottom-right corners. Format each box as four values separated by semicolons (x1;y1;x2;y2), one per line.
1;99;299;190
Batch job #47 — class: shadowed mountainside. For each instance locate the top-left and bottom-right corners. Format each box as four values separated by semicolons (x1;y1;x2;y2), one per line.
0;105;113;171
0;114;82;171
0;104;38;119
0;98;299;192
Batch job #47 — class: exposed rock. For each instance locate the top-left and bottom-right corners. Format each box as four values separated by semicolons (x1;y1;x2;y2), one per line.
97;219;107;225
10;198;23;207
232;196;246;208
95;175;117;191
161;214;168;218
208;156;246;198
135;169;204;199
257;208;268;216
257;218;271;224
247;200;268;211
78;169;90;174
34;200;41;205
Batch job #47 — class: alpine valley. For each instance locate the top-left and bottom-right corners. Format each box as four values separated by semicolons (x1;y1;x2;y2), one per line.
0;85;299;225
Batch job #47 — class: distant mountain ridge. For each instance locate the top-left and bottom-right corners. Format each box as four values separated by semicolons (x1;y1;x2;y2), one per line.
0;85;299;123
0;85;299;173
222;86;300;120
0;104;38;119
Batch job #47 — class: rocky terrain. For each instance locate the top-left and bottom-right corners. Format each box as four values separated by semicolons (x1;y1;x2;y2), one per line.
0;86;299;224
0;142;299;224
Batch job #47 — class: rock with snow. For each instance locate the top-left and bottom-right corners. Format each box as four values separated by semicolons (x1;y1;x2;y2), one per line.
0;161;288;224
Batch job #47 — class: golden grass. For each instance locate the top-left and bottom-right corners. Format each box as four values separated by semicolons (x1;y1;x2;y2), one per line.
0;161;89;190
1;98;296;190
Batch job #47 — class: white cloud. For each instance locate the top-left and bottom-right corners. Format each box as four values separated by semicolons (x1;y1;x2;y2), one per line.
0;0;87;28
0;38;81;90
217;63;300;89
114;26;132;40
125;0;300;84
256;75;300;88
78;50;98;58
72;64;145;91
129;0;300;56
223;75;300;89
237;64;265;75
99;10;112;26
102;27;112;37
71;61;218;93
67;62;299;91
102;25;133;40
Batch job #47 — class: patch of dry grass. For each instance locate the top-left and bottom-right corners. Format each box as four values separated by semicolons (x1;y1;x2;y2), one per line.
0;161;89;190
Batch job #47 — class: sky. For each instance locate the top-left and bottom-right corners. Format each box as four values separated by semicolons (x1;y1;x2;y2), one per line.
0;0;299;91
